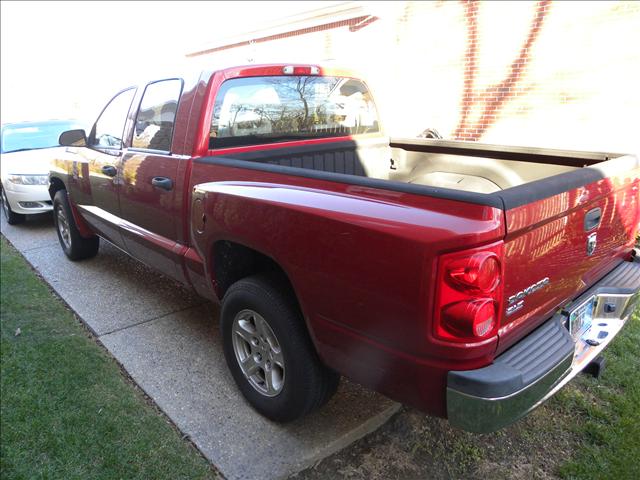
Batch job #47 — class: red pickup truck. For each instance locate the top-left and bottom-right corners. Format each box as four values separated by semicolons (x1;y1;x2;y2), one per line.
50;64;639;432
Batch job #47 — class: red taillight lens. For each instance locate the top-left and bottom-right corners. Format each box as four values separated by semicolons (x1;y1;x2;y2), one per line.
441;299;497;338
446;253;501;292
433;242;504;343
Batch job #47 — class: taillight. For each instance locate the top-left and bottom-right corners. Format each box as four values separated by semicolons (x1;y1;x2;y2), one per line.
433;242;504;343
446;252;500;292
441;299;497;337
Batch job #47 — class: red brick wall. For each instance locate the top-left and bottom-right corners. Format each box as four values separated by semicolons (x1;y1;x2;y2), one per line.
452;0;552;142
189;1;640;153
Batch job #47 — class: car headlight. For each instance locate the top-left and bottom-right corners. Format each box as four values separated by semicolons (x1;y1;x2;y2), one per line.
7;174;49;186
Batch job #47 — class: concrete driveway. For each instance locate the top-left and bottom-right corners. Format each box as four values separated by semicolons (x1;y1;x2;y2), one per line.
1;212;399;480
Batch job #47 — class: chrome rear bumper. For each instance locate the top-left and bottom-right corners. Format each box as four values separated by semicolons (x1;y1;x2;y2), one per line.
447;259;640;433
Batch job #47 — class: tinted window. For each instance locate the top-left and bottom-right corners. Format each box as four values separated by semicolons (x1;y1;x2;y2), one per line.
210;76;380;149
1;120;81;153
91;88;136;149
132;79;182;152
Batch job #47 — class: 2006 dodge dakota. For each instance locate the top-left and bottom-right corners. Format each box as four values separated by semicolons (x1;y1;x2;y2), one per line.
50;64;639;432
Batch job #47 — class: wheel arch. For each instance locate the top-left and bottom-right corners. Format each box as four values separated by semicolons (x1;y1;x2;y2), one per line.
48;176;66;200
49;177;95;239
210;240;320;342
212;240;299;305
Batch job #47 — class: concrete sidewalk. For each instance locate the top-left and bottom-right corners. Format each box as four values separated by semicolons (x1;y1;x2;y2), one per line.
1;213;399;480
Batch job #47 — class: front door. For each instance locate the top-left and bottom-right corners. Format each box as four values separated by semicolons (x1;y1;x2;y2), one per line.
74;88;136;249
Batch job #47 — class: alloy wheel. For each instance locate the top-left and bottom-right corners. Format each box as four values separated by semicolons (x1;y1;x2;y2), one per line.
231;309;285;397
55;205;72;249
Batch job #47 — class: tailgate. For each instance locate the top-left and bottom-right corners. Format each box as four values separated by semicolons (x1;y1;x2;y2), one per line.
497;155;640;352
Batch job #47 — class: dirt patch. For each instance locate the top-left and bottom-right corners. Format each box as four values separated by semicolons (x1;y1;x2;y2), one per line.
294;399;582;480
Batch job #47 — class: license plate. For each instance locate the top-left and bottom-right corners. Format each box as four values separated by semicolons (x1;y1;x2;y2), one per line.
569;296;595;340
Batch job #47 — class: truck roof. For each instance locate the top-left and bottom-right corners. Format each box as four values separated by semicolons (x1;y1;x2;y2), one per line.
123;63;364;92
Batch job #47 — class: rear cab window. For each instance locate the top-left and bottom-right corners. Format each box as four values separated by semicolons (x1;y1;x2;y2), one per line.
209;76;380;149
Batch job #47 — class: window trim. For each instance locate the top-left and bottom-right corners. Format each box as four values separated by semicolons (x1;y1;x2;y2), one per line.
89;87;137;152
129;78;184;155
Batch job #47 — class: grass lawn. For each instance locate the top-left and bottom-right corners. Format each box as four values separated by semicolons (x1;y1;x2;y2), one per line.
0;238;218;480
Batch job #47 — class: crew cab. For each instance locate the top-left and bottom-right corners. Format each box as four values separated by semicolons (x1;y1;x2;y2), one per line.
49;64;640;432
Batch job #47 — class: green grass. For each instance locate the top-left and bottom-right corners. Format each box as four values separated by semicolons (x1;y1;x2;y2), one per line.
0;239;218;480
555;307;640;479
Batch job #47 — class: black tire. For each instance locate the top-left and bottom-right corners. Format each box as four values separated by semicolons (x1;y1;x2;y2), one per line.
53;190;99;260
1;186;26;225
221;273;339;422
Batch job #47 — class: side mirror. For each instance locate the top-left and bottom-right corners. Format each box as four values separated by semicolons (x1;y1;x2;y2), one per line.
59;129;87;147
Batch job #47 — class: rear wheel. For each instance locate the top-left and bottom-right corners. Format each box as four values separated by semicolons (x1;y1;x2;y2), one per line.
1;186;26;225
53;190;99;260
221;273;339;422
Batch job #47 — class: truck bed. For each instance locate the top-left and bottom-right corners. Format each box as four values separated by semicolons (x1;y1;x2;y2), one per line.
388;148;578;193
211;136;637;205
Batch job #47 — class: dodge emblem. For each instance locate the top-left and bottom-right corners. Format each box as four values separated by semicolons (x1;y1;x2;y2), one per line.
587;232;597;256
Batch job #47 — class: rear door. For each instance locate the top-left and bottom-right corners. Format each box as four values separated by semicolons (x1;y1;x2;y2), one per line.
498;157;640;351
118;78;186;279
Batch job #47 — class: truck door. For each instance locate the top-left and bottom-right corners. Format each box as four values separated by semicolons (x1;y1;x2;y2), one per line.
74;87;136;249
118;79;186;280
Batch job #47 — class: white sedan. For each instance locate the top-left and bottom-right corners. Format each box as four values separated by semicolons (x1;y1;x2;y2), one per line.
1;120;80;225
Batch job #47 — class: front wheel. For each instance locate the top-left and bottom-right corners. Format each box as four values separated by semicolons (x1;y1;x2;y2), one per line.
53;190;99;260
1;186;26;225
221;274;339;422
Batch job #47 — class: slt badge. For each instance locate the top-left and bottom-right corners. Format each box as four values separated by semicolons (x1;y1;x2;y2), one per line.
506;277;550;316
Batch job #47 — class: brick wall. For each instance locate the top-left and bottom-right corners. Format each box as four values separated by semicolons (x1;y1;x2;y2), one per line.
188;1;640;154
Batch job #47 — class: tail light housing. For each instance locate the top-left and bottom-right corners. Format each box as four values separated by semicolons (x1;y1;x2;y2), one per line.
433;242;504;343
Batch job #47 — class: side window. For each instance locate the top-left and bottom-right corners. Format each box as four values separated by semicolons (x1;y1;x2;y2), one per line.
132;79;182;152
91;88;136;149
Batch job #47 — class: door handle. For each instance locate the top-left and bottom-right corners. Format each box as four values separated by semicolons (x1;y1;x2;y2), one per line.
151;176;173;191
101;165;117;177
584;207;601;231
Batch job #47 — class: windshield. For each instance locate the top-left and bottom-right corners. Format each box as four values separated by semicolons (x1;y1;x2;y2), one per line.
210;76;380;149
1;121;80;153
